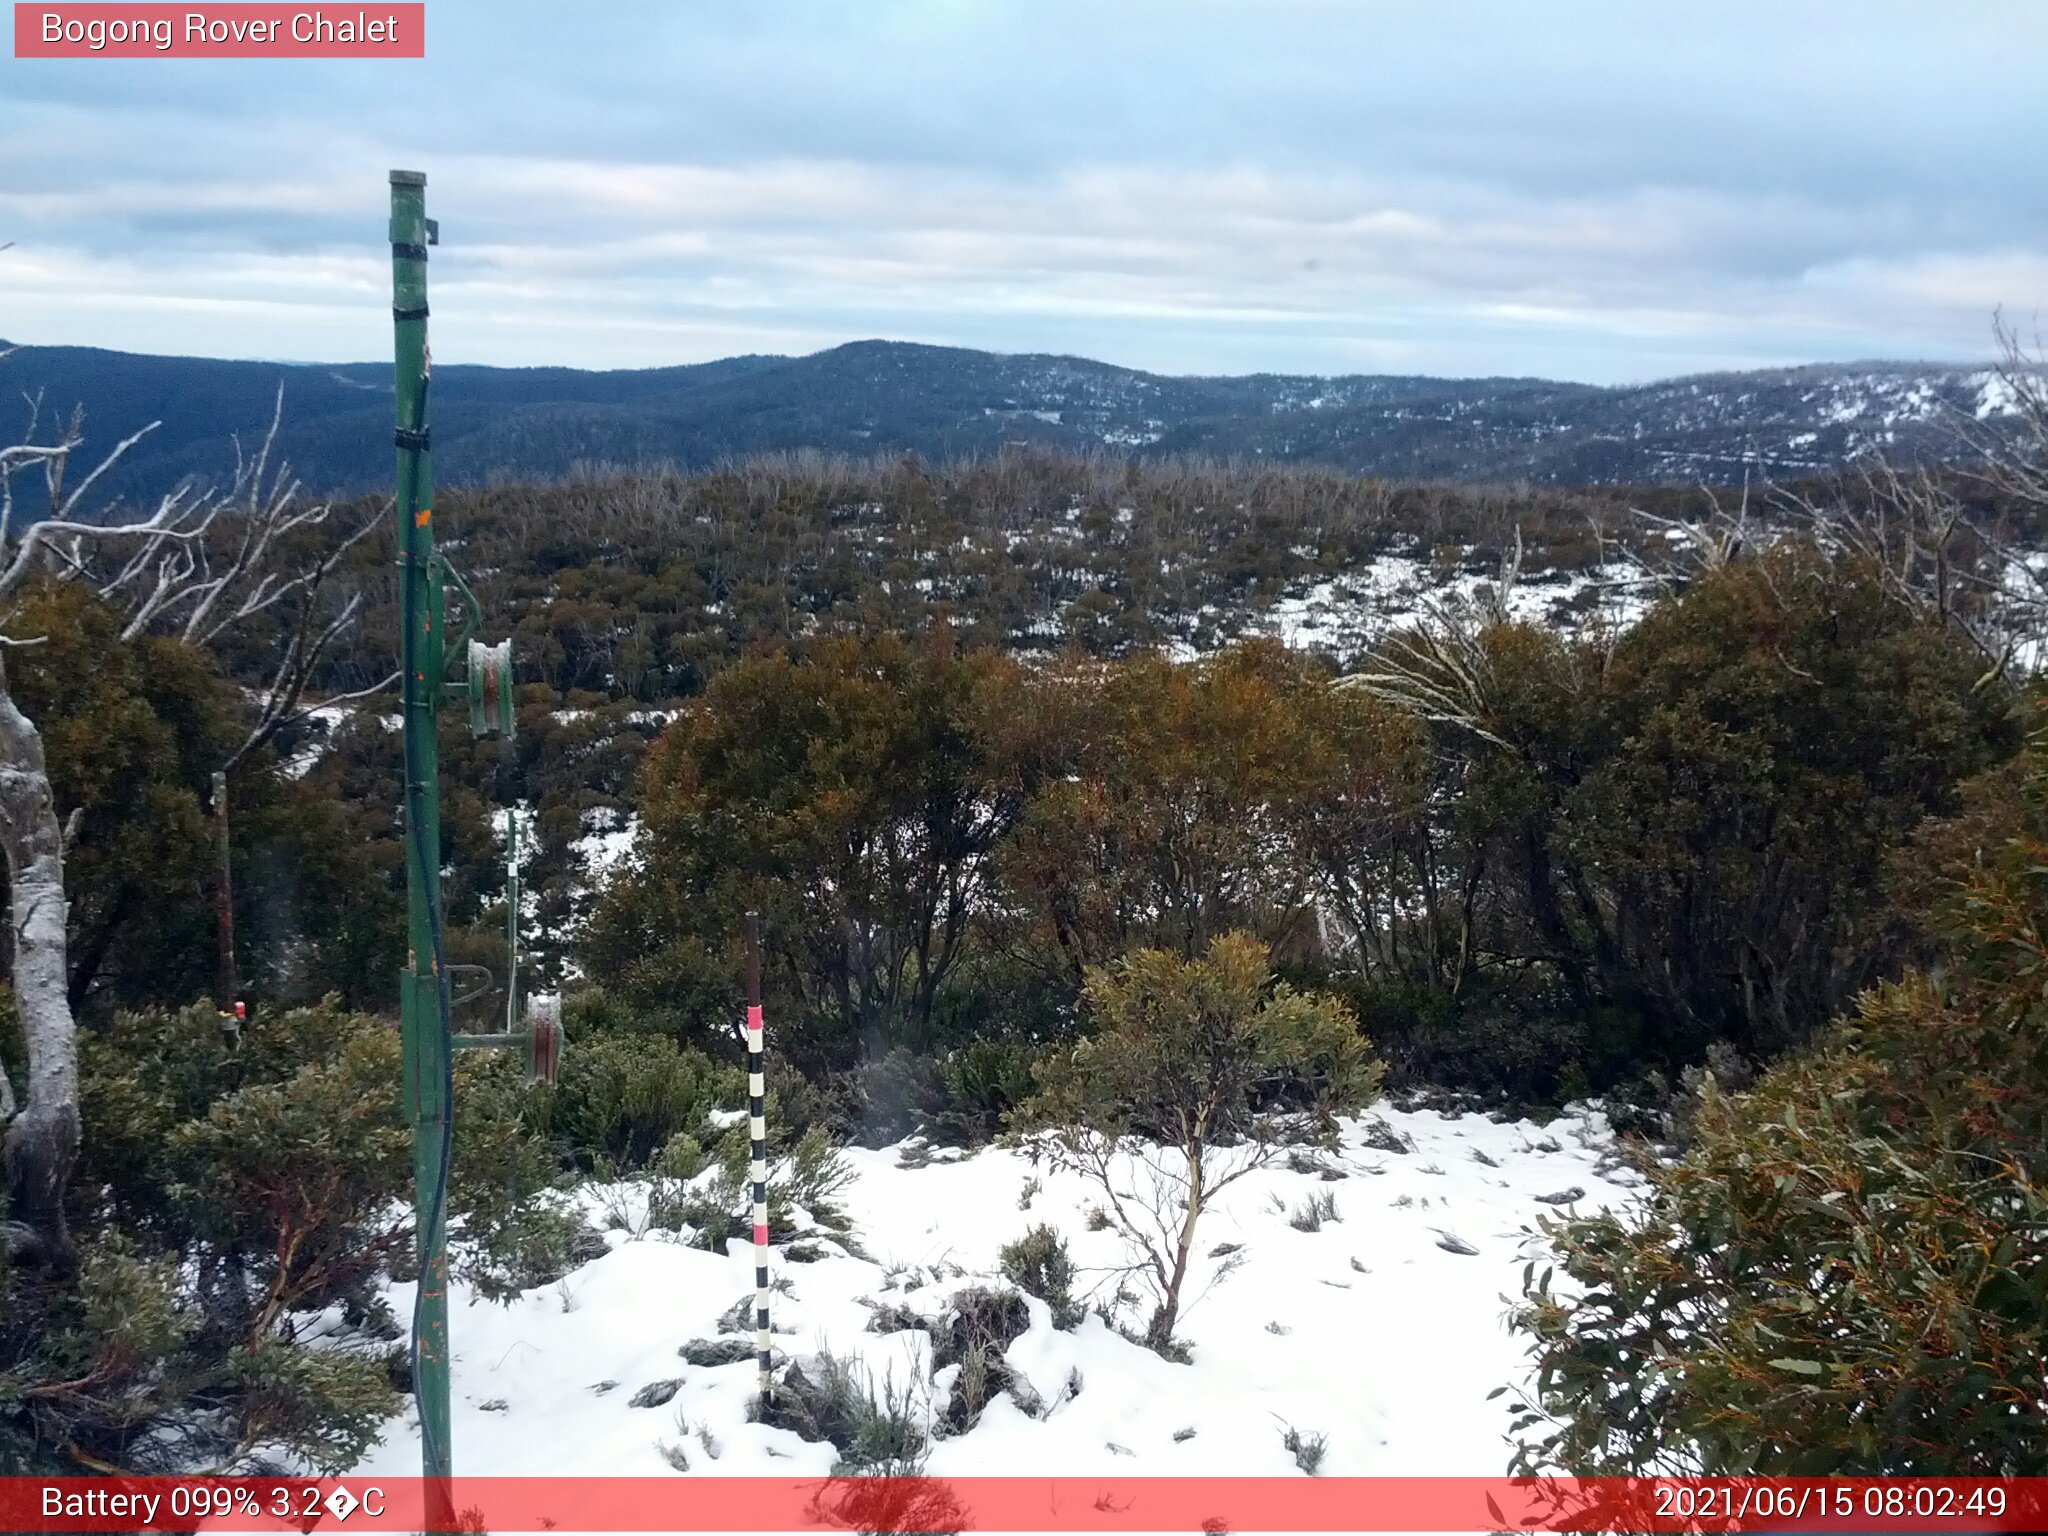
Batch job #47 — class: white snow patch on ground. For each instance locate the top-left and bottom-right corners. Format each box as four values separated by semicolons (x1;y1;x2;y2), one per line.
351;1103;1631;1482
1240;555;1658;662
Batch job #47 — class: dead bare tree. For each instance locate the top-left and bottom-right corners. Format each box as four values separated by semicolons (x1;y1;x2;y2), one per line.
0;370;381;1268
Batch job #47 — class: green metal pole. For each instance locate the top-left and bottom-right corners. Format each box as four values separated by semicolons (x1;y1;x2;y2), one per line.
505;810;520;1036
389;168;454;1518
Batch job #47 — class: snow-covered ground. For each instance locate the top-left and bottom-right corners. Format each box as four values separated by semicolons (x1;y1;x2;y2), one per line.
353;1101;1634;1482
1234;555;1659;662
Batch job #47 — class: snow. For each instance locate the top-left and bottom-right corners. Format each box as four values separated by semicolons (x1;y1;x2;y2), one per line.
282;701;401;779
350;1102;1632;1484
1972;369;2022;420
1235;553;1659;663
569;807;641;880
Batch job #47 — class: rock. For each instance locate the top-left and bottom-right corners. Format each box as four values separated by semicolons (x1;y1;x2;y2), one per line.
1432;1230;1480;1256
1207;1241;1244;1258
630;1378;684;1409
1173;1427;1198;1442
1534;1186;1586;1205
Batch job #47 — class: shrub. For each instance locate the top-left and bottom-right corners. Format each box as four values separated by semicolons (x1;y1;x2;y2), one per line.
12;999;556;1473
758;1348;928;1475
930;1286;1034;1434
1512;732;2048;1475
529;1032;740;1170
931;1037;1043;1144
1023;932;1380;1355
651;1123;856;1251
843;1048;948;1147
1281;1422;1328;1476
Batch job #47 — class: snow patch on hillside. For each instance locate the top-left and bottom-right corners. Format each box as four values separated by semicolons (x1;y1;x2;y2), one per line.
1237;554;1659;662
574;806;642;883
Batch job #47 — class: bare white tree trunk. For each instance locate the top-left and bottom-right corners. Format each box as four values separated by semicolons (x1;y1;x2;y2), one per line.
0;653;77;1269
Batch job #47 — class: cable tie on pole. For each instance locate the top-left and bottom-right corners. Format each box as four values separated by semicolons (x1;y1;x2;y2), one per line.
394;426;432;451
391;241;431;261
392;304;430;322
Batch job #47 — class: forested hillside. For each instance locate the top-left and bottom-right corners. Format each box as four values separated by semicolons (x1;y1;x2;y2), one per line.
0;340;2022;505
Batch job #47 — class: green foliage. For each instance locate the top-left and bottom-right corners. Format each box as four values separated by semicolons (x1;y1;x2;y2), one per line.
1033;932;1382;1147
1;582;400;1015
1512;731;2048;1475
1569;546;2014;1056
0;999;558;1473
528;1030;742;1171
934;1038;1042;1144
998;1224;1082;1330
448;1054;592;1301
165;1023;412;1337
586;634;1025;1068
757;1347;938;1484
1025;933;1380;1353
647;1123;856;1251
840;1047;948;1147
831;1038;1047;1148
1351;545;2018;1103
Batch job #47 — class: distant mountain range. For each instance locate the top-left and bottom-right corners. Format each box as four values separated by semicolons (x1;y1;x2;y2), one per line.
0;338;2018;503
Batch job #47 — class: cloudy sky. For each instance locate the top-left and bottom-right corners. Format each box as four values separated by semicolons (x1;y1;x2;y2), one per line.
3;1;2044;382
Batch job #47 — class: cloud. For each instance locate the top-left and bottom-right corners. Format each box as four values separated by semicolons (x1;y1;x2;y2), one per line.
2;0;2043;380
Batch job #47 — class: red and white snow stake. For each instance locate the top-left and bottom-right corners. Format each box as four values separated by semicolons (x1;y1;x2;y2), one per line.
745;913;771;1402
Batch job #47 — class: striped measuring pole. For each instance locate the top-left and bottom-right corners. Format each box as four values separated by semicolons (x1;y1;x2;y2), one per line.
745;913;771;1403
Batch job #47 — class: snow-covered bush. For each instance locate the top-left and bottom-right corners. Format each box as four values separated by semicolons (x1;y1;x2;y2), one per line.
648;1123;856;1251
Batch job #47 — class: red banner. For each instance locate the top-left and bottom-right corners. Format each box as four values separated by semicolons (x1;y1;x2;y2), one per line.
13;4;424;57
8;1476;2045;1532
